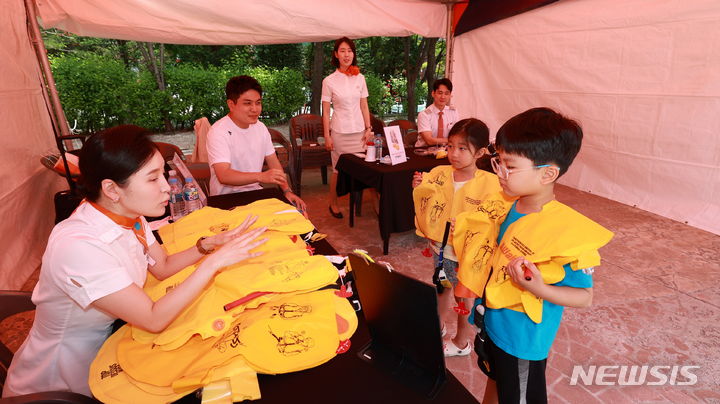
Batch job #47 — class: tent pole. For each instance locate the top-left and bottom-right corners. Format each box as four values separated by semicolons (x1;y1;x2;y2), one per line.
24;0;76;192
444;2;454;80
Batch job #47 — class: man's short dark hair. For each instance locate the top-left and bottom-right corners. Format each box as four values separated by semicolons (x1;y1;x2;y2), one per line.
432;78;453;92
495;107;583;177
225;75;263;103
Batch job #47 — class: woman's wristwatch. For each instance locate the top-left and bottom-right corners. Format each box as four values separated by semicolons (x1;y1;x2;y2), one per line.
196;236;215;255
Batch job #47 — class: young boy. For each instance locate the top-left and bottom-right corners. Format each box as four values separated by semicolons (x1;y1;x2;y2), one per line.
458;107;613;403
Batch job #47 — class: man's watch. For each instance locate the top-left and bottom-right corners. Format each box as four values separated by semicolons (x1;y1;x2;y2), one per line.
196;236;215;255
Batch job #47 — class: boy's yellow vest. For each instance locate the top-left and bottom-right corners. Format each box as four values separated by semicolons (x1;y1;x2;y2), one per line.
481;200;614;323
452;191;516;297
413;166;503;243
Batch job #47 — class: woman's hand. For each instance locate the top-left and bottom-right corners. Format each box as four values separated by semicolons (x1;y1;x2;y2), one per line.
412;171;424;188
201;215;258;251
325;136;334;151
204;226;268;272
362;127;373;145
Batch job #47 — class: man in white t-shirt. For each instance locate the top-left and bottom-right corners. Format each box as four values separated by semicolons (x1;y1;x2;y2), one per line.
207;75;306;212
416;78;460;148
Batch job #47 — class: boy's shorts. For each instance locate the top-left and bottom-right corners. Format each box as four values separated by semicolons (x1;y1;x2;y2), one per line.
432;252;459;287
478;335;548;404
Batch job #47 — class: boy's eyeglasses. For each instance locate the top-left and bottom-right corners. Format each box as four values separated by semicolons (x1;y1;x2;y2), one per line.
491;156;553;180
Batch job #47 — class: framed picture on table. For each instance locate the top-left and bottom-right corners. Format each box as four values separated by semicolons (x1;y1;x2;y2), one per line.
383;126;407;165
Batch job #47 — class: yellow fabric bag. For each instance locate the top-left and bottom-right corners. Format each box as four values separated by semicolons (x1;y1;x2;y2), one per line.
452;192;515;297
133;254;338;350
173;356;261;401
484;200;614;323
89;326;195;404
234;290;357;374
413;166;503;243
117;290;357;387
158;200;313;255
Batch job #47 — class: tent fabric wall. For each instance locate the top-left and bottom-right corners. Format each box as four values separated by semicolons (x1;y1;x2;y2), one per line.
36;0;447;45
1;0;65;289
452;0;720;235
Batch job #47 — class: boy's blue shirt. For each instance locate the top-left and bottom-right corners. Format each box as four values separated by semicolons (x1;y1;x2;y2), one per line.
478;201;593;361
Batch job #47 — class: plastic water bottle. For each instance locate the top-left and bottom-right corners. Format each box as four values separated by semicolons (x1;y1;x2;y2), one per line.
167;170;182;187
168;177;186;221
183;177;202;214
374;134;383;162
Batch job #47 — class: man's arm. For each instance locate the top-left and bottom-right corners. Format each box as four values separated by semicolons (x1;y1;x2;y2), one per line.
417;111;446;146
212;162;285;187
265;153;307;216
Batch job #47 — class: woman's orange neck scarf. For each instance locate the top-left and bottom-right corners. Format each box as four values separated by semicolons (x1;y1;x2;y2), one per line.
88;200;148;251
340;65;360;76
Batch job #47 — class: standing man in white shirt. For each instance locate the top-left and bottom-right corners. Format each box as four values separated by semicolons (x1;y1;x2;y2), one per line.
207;75;306;213
415;78;460;148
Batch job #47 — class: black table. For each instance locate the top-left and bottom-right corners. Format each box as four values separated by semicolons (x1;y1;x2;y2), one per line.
193;188;479;403
335;152;448;255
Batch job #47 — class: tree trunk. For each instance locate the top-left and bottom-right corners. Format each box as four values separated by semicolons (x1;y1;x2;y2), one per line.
139;42;173;131
310;42;324;116
404;36;428;123
424;38;438;107
116;40;131;68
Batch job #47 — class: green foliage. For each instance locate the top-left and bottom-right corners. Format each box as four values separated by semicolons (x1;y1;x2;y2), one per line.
245;67;307;124
165;64;227;127
165;44;239;67
51;54;132;132
364;73;392;116
119;71;168;131
254;44;304;70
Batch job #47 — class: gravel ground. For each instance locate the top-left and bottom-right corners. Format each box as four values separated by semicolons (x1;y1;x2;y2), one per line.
149;124;290;157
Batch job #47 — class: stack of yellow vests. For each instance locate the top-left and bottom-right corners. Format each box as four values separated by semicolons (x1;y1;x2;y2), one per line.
90;199;358;403
454;197;614;323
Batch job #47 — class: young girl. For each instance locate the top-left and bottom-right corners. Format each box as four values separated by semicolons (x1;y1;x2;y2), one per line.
412;118;502;356
3;125;267;398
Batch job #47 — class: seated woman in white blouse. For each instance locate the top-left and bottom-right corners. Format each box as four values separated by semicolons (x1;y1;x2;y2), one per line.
2;125;267;398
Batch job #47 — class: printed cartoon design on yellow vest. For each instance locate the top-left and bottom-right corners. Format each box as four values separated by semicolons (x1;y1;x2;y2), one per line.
483;200;614;323
95;291;358;401
269;327;315;356
133;254;339;350
413;165;504;243
453;192;515;297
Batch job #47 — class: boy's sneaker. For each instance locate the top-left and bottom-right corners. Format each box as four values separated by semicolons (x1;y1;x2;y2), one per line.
443;340;471;357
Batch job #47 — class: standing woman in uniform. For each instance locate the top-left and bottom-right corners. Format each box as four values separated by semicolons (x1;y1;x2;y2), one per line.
322;37;373;219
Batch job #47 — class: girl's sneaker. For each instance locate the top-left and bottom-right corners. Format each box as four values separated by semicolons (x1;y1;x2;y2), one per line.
443;340;471;357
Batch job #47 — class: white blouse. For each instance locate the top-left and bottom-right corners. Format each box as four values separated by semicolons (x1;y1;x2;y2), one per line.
321;70;369;134
2;203;155;397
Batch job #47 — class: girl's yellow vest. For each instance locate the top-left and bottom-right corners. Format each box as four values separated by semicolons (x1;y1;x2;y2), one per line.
458;199;614;323
452;191;516;297
413;166;503;244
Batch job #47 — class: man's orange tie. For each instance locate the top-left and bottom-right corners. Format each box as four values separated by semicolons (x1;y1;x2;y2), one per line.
437;111;444;139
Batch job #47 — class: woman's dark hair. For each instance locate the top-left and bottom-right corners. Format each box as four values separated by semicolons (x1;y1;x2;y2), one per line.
78;125;159;201
448;118;490;153
331;37;358;68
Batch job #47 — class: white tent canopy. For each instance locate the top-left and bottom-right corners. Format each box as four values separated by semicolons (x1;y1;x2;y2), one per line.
36;0;447;44
1;0;718;289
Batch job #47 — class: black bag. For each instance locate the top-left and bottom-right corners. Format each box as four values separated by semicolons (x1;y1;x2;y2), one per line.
54;190;83;223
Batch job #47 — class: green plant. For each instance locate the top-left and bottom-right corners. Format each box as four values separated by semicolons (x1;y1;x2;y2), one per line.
51;54;132;132
243;66;307;124
165;64;226;128
364;72;392;116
